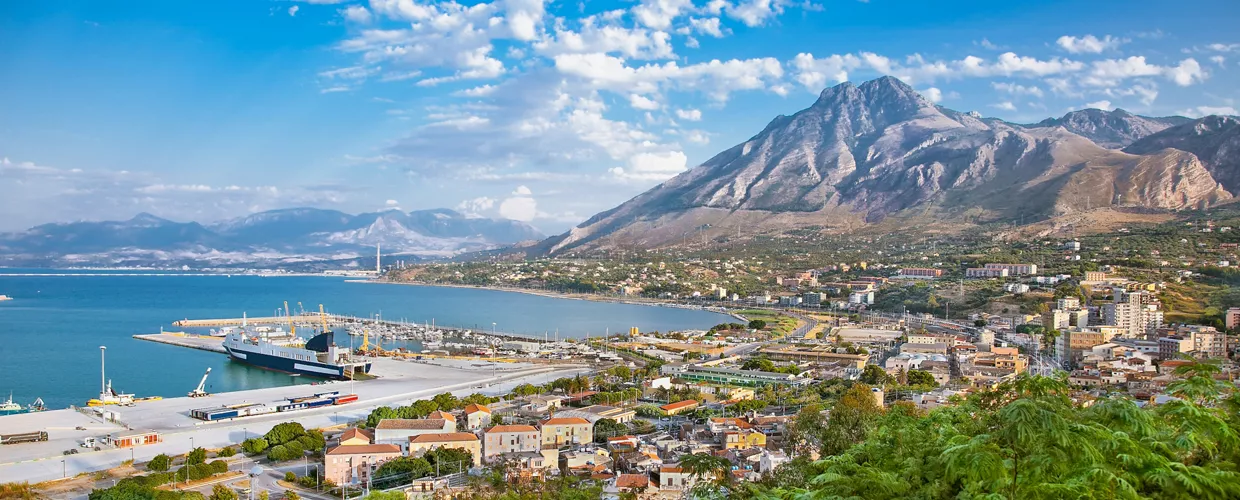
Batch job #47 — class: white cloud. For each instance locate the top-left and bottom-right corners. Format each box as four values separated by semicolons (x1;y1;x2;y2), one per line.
453;84;498;97
553;53;784;101
1210;55;1226;67
534;16;675;60
1084;56;1206;87
288;5;300;16
688;17;726;38
726;0;786;27
340;5;372;24
1206;43;1240;52
790;53;860;89
682;130;710;144
991;101;1017;111
991;82;1044;98
456;196;496;215
675;108;702;121
790;51;1083;89
499;188;537;220
503;0;547;41
632;0;693;30
384;199;401;210
609;151;688;181
1056;34;1125;54
1178;106;1239;118
629;94;661;110
920;87;943;103
977;38;1001;50
1084;100;1113;111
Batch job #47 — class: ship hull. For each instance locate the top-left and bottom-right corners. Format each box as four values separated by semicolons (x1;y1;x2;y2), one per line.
224;346;371;380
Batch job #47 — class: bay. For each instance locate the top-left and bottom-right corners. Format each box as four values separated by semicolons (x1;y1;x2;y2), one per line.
0;270;731;410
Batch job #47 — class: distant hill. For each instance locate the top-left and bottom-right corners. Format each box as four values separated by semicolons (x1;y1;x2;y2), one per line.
0;208;544;268
544;76;1232;254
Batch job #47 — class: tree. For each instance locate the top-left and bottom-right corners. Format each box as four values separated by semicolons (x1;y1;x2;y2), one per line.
741;357;776;372
432;392;461;412
372;457;432;489
425;447;473;475
747;319;767;330
147;454;171;472
187;447;207;466
819;383;882;456
258;492;269;500
679;453;732;485
209;484;236;500
283;490;299;500
242;438;269;455
974;319;987;327
860;364;891;386
264;422;307;446
593;418;628;443
284;472;296;482
361;492;406;500
216;447;235;458
907;370;937;387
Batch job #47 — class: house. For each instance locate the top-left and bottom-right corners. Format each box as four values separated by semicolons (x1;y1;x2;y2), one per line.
758;450;790;473
722;430;767;450
339;428;373;446
606;435;639;454
658;466;694;492
522;395;565;412
561;449;613;475
426;410;457;424
553;405;637;424
463;404;492;430
539;417;593;448
324;444;402;486
483;425;540;463
606;473;650;495
374;419;456;449
659;400;699;416
617;451;662;473
407;432;482;466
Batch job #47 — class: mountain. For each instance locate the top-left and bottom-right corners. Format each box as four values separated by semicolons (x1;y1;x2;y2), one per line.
1125;115;1240;193
0;208;544;268
546;76;1230;254
1030;109;1191;149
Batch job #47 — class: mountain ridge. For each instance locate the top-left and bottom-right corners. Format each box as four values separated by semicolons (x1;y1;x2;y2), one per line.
545;76;1235;254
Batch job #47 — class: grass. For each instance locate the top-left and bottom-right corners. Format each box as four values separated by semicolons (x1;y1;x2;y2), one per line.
737;309;801;338
0;482;38;500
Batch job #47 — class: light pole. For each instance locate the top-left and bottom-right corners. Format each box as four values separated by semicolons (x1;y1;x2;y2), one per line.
61;460;66;478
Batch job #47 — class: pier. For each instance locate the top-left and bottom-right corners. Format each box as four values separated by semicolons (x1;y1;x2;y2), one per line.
132;333;226;353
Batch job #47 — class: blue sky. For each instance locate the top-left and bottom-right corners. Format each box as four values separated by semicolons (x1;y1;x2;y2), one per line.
1;0;1238;234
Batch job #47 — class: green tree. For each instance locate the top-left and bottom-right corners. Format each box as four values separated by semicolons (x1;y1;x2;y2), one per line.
263;422;306;446
906;370;937;387
372;457;432;489
147;454;171;472
360;492;406;500
431;392;461;412
209;484;236;500
258;491;269;500
747;319;767;330
860;364;891;386
425;447;473;475
741;357;777;372
241;438;268;455
679;453;732;486
284;472;295;482
593;418;628;443
187;447;207;466
283;490;299;500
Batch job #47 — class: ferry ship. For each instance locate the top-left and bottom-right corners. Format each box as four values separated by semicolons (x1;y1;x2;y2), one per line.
222;330;371;380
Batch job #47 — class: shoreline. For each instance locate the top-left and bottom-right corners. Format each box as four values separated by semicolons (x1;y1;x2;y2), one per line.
361;279;746;322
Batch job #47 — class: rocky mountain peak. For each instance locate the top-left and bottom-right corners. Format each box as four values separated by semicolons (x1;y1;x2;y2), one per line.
1033;108;1191;149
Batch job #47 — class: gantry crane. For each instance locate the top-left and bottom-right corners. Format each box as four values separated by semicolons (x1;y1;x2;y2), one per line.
188;368;211;397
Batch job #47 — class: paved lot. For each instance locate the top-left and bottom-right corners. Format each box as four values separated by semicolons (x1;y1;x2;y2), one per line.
0;357;590;484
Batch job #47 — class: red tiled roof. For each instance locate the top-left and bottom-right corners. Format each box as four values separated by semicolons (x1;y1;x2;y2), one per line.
485;424;537;434
660;400;698;411
409;432;479;443
615;473;650;489
340;427;373;443
427;410;457;421
541;417;590;426
326;444;401;455
464;403;492;414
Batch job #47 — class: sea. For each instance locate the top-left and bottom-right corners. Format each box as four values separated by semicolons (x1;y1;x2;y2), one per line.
0;269;731;410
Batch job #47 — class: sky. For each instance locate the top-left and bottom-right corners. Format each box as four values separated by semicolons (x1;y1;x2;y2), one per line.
1;0;1238;234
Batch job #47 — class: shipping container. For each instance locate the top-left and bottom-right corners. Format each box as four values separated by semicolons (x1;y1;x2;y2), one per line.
1;431;48;445
304;398;332;408
277;402;308;412
332;394;358;405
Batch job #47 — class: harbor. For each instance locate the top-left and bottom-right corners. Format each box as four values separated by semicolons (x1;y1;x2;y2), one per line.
0;356;590;484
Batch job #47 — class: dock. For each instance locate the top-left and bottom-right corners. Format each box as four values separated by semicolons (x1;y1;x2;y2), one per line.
172;313;346;328
132;333;226;353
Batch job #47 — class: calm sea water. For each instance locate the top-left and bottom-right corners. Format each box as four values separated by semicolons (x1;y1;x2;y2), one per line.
0;270;730;410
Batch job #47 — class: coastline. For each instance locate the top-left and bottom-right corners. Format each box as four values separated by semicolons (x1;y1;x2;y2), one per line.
358;279;746;322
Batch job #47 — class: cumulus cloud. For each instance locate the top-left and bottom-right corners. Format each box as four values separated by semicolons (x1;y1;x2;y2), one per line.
1178;105;1240;118
498;186;537;221
552;53;784;101
632;0;693;30
687;17;726;38
790;51;1084;89
992;82;1044;98
533;15;675;60
1056;35;1125;54
629;94;661;110
288;5;300;16
1083;56;1206;87
991;101;1017;111
609;151;688;181
1084;100;1113;111
340;5;371;24
675;108;702;120
456;196;496;216
920;87;943;103
726;0;786;27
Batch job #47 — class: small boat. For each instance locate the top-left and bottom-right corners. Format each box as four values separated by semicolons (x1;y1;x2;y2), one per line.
0;393;23;413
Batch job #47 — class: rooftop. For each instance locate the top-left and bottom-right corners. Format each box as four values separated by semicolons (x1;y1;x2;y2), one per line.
463;403;491;414
486;424;538;434
660;400;699;411
326;444;401;456
375;419;451;430
409;432;479;443
541;417;591;426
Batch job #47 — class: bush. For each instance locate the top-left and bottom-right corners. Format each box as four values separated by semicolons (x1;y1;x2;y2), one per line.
209;484;237;500
209;460;229;475
284;490;300;500
747;319;767;330
284;472;296;482
267;441;305;462
241;438;268;455
187;447;207;466
264;422;307;447
148;453;171;472
216;447;236;458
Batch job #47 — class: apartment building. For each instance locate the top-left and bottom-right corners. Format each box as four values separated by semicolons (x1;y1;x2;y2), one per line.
483;425;540;463
983;263;1038;275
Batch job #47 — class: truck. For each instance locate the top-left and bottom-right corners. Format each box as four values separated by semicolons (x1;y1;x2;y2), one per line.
0;431;48;445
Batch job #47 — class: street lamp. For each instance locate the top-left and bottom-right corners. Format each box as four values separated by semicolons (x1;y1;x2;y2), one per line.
61;460;66;478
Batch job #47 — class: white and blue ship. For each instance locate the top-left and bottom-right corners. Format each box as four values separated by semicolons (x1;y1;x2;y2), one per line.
222;330;371;380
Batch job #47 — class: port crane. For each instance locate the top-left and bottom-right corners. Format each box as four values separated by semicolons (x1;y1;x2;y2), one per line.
188;368;211;398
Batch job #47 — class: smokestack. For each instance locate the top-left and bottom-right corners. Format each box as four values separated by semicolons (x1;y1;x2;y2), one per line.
376;244;381;274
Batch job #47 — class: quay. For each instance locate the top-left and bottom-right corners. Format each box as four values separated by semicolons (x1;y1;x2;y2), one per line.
132;333;227;353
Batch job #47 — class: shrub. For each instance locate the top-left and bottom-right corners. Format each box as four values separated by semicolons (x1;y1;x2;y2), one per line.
284;490;300;500
147;454;171;472
284;472;296;482
187;447;207;466
209;460;229;475
241;438;268;455
209;484;237;500
216;447;236;458
264;422;307;447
